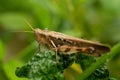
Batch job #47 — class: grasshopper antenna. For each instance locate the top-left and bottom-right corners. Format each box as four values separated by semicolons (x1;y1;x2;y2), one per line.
12;31;33;33
11;19;35;33
23;18;34;31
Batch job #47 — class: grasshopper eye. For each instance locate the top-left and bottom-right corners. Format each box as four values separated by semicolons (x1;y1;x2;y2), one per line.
63;39;66;42
58;38;61;40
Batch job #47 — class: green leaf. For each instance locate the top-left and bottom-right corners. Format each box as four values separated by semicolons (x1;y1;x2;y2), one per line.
0;40;5;60
15;50;64;80
3;60;27;80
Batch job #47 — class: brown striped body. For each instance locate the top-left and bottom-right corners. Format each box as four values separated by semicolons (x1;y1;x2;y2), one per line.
34;28;110;57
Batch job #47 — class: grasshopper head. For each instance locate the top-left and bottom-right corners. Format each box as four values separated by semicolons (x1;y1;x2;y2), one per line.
34;28;49;45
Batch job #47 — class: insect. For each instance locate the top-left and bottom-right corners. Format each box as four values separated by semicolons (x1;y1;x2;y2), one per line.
24;20;110;62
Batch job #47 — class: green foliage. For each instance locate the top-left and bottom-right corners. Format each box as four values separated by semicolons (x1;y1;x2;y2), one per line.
15;50;64;80
0;40;5;60
3;60;27;80
0;40;9;80
15;49;117;80
0;0;120;80
76;54;110;80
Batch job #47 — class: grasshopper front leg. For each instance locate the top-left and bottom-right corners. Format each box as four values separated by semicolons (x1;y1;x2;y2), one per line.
50;40;59;63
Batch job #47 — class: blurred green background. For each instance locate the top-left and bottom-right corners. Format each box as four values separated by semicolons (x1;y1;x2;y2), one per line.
0;0;120;80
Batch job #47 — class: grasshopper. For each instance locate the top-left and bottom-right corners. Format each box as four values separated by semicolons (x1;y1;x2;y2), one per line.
25;20;110;62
